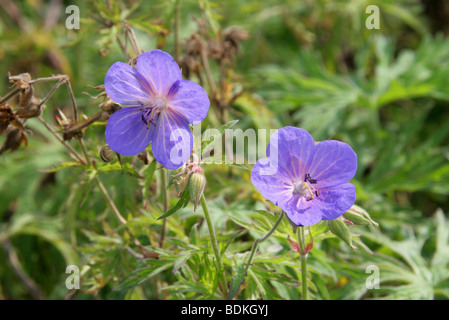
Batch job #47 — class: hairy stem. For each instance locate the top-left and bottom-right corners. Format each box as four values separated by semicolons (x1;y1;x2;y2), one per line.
246;211;284;270
78;136;90;165
159;168;169;247
94;175;128;225
297;226;308;300
200;194;227;298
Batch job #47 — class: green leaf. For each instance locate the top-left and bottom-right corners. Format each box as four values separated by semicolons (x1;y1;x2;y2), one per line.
228;263;247;300
96;162;142;178
201;120;239;157
115;260;174;291
157;189;190;220
39;161;87;173
173;252;193;274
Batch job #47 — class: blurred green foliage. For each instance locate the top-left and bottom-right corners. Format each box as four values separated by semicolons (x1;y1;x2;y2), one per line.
1;0;449;300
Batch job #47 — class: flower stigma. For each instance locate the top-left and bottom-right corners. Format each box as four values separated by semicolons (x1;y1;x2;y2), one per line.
141;97;168;128
293;173;319;201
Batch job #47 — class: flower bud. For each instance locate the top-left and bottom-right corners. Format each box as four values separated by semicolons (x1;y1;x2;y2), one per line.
343;204;378;227
100;99;121;114
328;218;356;250
137;149;151;164
100;144;115;162
189;172;206;211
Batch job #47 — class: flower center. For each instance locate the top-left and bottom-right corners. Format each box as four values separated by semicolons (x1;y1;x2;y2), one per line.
293;173;319;201
141;97;168;128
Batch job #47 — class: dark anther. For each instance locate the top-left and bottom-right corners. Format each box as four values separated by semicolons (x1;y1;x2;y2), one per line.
305;173;317;184
141;114;148;125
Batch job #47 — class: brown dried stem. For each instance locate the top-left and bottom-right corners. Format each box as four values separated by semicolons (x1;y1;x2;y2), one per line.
38;115;88;165
0;88;20;104
62;111;103;136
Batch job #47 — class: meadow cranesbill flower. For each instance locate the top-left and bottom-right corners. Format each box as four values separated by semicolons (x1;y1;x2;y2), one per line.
104;50;210;169
251;126;357;226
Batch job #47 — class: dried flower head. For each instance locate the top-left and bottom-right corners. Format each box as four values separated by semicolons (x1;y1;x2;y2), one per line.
0;103;24;135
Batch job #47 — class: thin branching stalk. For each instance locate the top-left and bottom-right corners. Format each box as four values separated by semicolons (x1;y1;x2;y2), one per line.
38;116;87;165
94;175;128;225
1;240;46;300
77;136;90;165
37;79;66;109
28;75;69;84
200;194;227;298
159;168;169;247
62;111;103;136
0;88;20;104
125;22;143;57
297;226;308;300
245;211;284;270
65;81;79;122
79;133;147;258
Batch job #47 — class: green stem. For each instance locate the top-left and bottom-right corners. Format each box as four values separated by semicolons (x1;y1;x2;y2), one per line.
297;226;308;300
159;168;169;247
246;211;284;270
94;175;127;225
200;194;227;298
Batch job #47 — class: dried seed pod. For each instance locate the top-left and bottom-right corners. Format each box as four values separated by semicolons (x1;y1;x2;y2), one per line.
8;73;44;119
100;145;115;162
180;34;203;78
15;96;43;119
0;103;25;135
8;73;32;90
223;27;249;53
183;34;202;56
208;40;224;60
0;126;27;155
222;27;249;63
18;83;34;108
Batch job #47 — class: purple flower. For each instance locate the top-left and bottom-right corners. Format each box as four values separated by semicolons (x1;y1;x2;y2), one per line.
251;126;357;226
104;50;210;169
